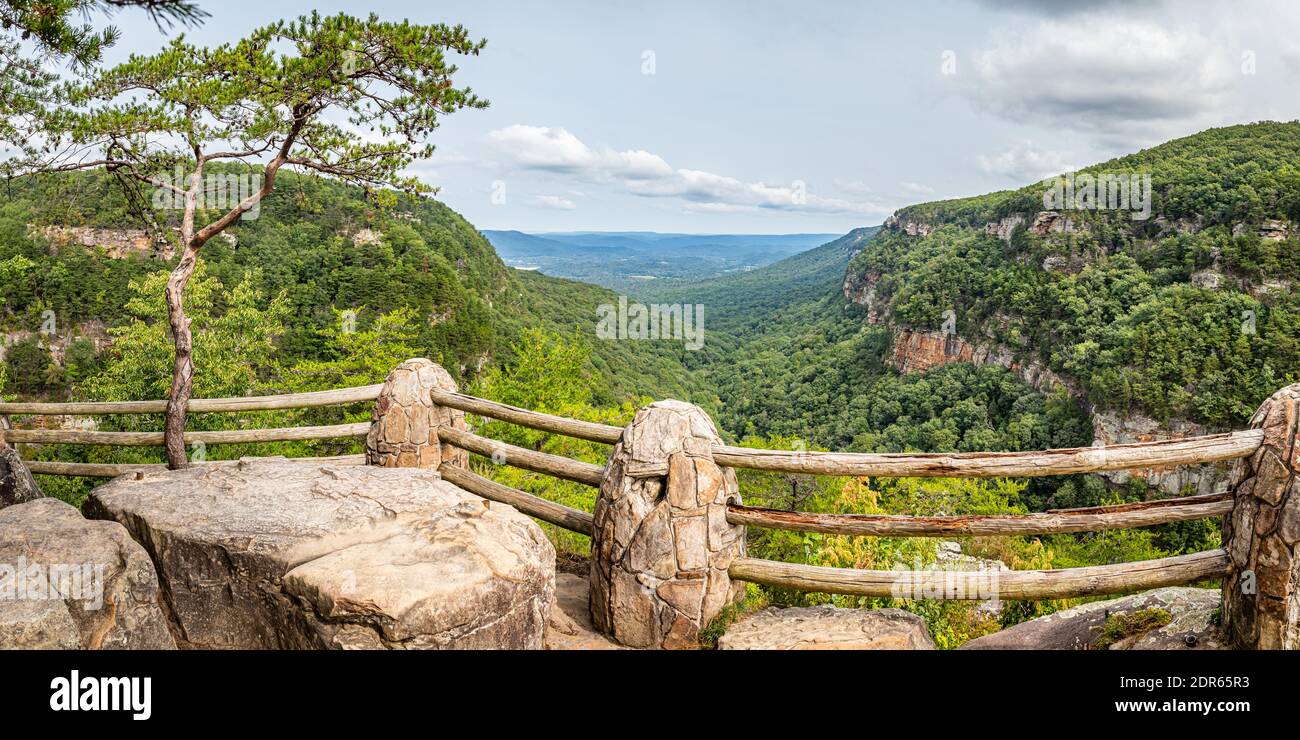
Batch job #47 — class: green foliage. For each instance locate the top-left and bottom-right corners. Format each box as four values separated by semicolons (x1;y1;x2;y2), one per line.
468;329;641;555
1093;608;1172;650
81;261;289;406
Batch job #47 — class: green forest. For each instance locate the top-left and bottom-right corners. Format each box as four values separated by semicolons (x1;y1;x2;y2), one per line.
850;122;1300;428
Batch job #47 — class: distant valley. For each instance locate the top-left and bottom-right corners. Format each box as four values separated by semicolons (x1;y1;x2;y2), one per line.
481;230;838;292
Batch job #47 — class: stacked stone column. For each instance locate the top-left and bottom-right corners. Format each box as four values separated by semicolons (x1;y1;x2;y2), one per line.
590;400;746;649
366;358;467;470
1222;383;1300;649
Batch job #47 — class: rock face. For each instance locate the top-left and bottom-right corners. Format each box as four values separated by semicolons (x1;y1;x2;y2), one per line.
984;214;1025;242
0;447;43;509
590;400;746;649
0;498;175;649
544;573;623;650
959;587;1223;650
36;225;164;259
86;459;555;649
1092;411;1229;496
719;606;936;650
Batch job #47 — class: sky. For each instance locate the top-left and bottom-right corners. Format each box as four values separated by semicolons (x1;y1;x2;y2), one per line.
93;0;1300;234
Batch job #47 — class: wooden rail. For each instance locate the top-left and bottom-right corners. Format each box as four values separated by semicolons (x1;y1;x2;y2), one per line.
437;426;606;487
4;370;1271;613
711;430;1262;477
429;388;623;444
726;491;1233;537
0;385;383;415
439;462;595;535
728;549;1229;600
5;422;371;446
22;455;367;478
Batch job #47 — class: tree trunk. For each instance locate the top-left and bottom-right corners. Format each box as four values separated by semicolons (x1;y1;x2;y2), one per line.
163;245;200;469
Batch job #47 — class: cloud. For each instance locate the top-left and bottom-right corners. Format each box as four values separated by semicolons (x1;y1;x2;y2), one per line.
488;124;888;217
971;0;1141;16
901;182;936;196
962;18;1238;144
976;141;1079;183
486;124;673;180
534;194;577;210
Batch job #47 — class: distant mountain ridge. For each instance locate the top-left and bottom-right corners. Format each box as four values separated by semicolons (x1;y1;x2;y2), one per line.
481;229;838;292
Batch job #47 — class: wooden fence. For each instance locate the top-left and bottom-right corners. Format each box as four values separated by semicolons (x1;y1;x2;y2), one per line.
2;361;1294;650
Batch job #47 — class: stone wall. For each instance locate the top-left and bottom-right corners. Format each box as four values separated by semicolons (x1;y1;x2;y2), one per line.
366;358;468;470
1221;384;1300;649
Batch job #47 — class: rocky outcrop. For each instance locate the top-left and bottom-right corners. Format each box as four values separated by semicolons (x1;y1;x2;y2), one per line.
889;329;973;374
884;328;1073;396
841;269;886;323
0;320;111;366
1091;411;1228;496
984;214;1025;242
35;225;163;259
0;498;175;650
544;573;623;650
86;459;555;649
882;213;935;237
0;447;43;509
1235;219;1292;241
351;228;383;247
1029;210;1085;236
959;587;1223;650
719;606;936;650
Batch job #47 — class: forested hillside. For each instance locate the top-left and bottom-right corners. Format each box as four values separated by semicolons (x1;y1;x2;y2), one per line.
0;168;696;407
847;122;1300;430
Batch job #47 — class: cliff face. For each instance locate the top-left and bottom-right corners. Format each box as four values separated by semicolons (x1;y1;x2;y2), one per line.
35;225;168;259
843;215;1231;496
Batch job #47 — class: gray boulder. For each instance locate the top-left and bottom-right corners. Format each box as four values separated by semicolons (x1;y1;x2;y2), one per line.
86;459;555;649
0;447;43;510
959;587;1223;650
0;498;175;649
720;605;936;650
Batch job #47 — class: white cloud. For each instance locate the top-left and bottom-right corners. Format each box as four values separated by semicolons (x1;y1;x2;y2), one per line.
486;124;673;180
964;18;1238;145
534;194;577;210
488;124;889;217
901;182;936;196
976;141;1079;183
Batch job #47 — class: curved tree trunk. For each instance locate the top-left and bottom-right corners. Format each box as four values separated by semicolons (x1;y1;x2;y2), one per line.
163;246;200;469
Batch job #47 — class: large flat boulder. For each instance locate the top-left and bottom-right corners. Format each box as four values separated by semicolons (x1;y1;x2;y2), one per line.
0;498;175;649
0;447;43;509
86;459;555;649
719;605;936;650
959;587;1223;650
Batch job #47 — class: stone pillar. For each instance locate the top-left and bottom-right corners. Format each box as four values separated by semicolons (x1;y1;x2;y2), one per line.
590;400;745;649
1222;383;1300;649
366;358;468;470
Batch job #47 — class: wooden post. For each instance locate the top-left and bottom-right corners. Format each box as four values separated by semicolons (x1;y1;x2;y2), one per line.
366;358;468;470
1222;383;1300;649
590;400;746;649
